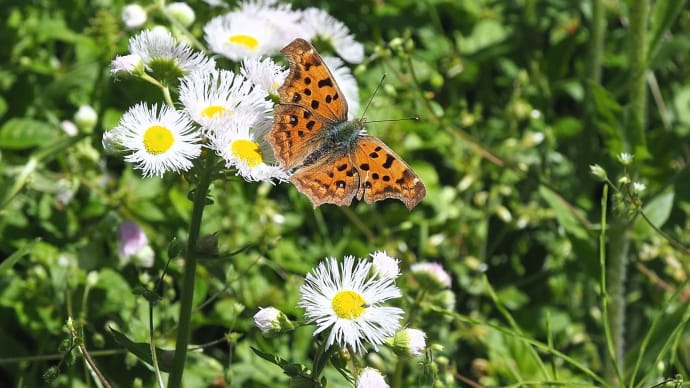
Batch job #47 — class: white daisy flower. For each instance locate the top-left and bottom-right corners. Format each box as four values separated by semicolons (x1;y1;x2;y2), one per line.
323;56;359;118
129;29;216;78
301;7;364;64
370;251;400;280
299;256;404;353
240;56;288;96
356;367;390;388
410;262;452;289
204;1;304;61
208;112;288;183
111;103;201;177
122;4;147;29
238;0;305;42
179;69;272;129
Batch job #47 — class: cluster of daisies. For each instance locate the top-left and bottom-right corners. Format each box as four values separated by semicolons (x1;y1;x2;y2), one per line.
254;251;453;387
104;0;361;180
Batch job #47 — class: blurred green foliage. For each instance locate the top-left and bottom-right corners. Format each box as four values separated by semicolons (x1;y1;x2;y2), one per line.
1;0;690;387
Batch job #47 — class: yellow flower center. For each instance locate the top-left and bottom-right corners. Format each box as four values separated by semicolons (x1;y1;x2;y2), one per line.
143;125;174;155
228;34;259;51
332;290;366;319
201;105;230;119
230;139;263;167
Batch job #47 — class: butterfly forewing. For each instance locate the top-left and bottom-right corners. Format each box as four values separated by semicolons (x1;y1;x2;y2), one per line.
291;154;360;207
267;104;329;168
353;136;426;210
278;38;348;123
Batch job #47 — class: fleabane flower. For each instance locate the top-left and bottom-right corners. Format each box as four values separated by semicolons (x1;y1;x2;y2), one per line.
356;367;390;388
110;54;144;77
118;221;155;267
299;256;404;353
207;112;288;183
240;57;288;96
253;306;295;337
387;328;427;356
129;29;215;80
110;103;201;177
370;251;400;280
411;262;452;290
301;7;364;64
178;69;271;128
204;0;304;61
122;4;147;29
323;56;359;118
165;2;196;27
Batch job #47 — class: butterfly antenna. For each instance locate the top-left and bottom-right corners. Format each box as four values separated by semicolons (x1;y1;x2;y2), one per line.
360;73;387;121
367;116;420;124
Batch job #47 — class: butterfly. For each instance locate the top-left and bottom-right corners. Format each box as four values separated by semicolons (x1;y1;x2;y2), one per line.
266;38;426;210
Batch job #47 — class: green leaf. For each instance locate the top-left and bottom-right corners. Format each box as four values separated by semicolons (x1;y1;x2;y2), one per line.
0;239;37;274
0;118;57;150
633;190;675;238
539;185;588;239
250;347;314;381
109;326;176;372
647;0;687;65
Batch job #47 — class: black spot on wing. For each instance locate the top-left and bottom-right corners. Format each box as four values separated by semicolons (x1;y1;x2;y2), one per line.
383;154;395;169
318;78;333;88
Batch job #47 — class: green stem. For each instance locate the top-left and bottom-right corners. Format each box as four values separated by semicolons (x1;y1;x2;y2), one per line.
628;0;649;158
584;0;606;138
168;164;214;388
599;185;622;383
606;215;631;382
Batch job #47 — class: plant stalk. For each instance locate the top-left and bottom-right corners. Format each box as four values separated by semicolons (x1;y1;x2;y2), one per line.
168;165;213;388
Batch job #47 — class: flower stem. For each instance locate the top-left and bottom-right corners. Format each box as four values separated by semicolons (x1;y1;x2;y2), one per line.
628;0;649;159
168;163;214;388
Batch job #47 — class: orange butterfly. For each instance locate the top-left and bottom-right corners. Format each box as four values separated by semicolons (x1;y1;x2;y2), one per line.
266;38;426;210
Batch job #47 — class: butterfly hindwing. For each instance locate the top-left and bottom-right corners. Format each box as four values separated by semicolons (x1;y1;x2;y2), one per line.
278;38;348;122
353;136;426;210
290;153;360;207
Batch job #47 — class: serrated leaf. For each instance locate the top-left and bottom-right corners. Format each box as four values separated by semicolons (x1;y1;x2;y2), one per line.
588;82;624;158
